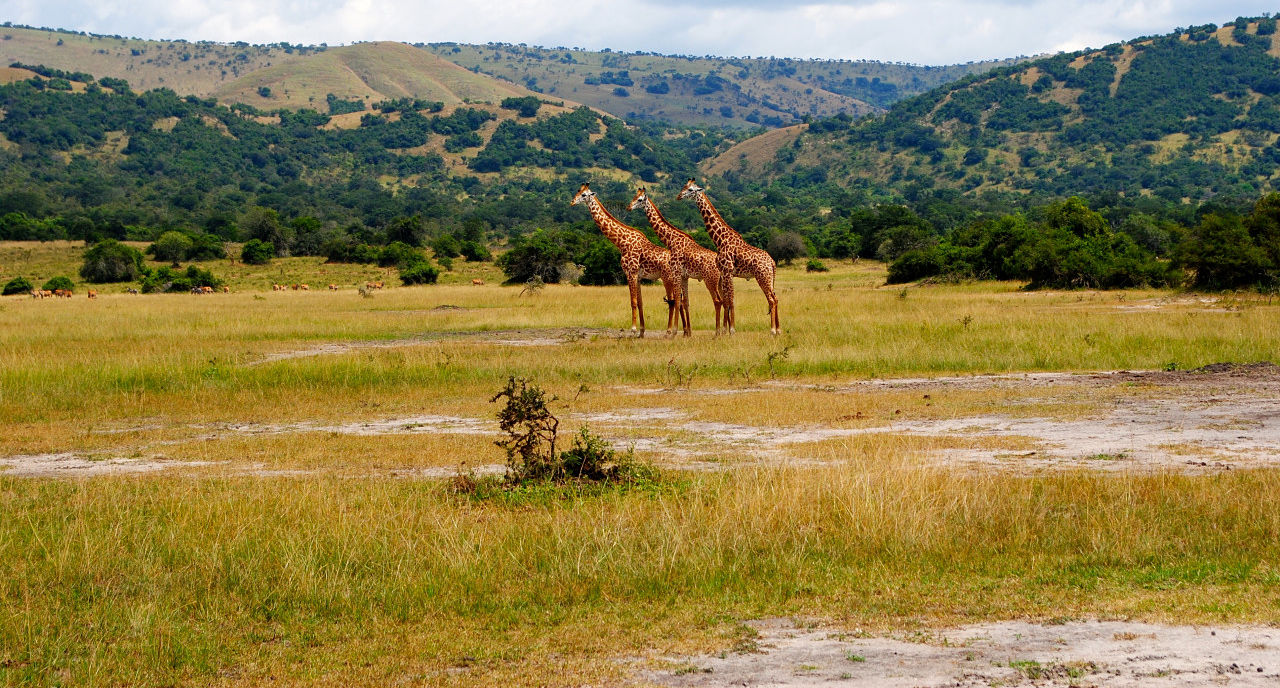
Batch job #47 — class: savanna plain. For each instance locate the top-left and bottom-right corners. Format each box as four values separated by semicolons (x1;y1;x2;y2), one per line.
2;244;1279;686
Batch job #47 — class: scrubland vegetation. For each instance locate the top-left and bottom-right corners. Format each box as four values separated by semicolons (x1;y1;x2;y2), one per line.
2;257;1279;685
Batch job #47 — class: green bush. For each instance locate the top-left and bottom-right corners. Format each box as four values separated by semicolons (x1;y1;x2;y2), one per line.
80;239;145;283
805;258;829;272
139;265;223;293
399;262;439;285
887;247;944;283
3;276;33;295
460;240;492;262
378;241;426;268
42;276;75;292
149;231;193;266
240;239;274;265
487;377;653;485
187;233;228;261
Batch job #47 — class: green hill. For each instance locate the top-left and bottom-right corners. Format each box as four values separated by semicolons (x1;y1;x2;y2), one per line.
423;42;1024;128
727;17;1280;200
213;42;564;111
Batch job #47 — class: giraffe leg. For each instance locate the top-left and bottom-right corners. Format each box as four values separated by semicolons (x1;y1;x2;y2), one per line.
663;278;678;337
758;274;780;335
628;276;643;337
720;273;736;335
705;278;722;336
681;277;692;337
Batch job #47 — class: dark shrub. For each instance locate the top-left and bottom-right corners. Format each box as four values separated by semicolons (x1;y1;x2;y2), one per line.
149;231;193;266
887;247;944;283
240;239;274;265
399;262;439;285
42;275;75;292
3;276;33;295
80;239;145;283
767;231;807;265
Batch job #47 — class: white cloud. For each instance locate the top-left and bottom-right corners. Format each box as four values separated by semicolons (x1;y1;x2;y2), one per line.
6;0;1278;63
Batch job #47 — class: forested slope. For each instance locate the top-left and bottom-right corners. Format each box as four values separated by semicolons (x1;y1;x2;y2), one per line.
736;17;1280;201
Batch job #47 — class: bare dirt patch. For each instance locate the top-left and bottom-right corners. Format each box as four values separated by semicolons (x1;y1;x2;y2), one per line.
647;618;1280;687
0;452;218;478
250;327;623;364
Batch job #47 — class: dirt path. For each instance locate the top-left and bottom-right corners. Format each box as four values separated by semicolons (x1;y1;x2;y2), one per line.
646;618;1280;687
5;363;1279;478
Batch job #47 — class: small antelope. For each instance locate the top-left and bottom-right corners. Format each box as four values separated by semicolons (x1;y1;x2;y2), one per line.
471;278;485;286
126;288;139;295
41;290;53;298
54;289;72;298
222;286;230;293
30;289;41;299
328;284;338;290
87;289;97;299
299;284;309;291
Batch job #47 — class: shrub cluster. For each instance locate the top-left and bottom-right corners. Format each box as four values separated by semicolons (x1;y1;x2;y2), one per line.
139;265;223;293
80;239;145;283
886;195;1280;290
3;276;34;295
486;377;654;486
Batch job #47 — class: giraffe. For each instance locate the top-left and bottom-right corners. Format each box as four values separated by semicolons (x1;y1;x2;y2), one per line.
571;183;685;337
677;179;779;335
628;187;723;336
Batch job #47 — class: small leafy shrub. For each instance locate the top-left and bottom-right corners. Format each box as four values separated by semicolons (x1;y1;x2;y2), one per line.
805;258;829;272
487;377;654;486
240;239;274;265
399;262;439;285
491;377;561;482
42;275;74;292
3;276;33;295
80;239;145;283
187;233;228;261
559;427;655;482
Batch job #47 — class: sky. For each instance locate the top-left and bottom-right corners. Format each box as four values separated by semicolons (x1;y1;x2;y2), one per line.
6;0;1280;64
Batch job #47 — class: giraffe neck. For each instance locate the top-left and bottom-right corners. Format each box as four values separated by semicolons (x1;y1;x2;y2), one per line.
642;200;697;249
692;191;742;250
586;195;644;249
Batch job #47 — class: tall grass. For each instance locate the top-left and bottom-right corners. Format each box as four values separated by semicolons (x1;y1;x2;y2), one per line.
2;463;1278;685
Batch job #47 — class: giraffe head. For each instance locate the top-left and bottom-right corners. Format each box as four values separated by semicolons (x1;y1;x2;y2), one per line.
677;178;704;201
627;187;650;212
570;183;596;206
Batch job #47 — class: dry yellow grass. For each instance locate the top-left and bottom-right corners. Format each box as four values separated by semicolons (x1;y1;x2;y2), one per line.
2;249;1280;685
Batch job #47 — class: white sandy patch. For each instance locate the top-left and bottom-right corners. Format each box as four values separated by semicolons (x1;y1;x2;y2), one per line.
647;618;1280;687
0;452;218;477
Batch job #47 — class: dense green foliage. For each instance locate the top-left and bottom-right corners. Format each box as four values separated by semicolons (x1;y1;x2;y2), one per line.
239;239;274;265
0;77;734;266
149;231;193;266
138;264;223;293
770;17;1280;204
886;194;1280;290
41;275;74;292
80;239;145;283
2;276;34;295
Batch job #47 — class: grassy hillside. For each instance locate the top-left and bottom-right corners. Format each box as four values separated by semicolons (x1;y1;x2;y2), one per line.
213;42;563;111
0;24;309;96
735;16;1280;200
423;43;1024;128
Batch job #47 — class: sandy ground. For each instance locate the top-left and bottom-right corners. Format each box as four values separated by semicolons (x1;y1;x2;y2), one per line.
5;363;1280;478
644;618;1280;687
249;327;621;364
